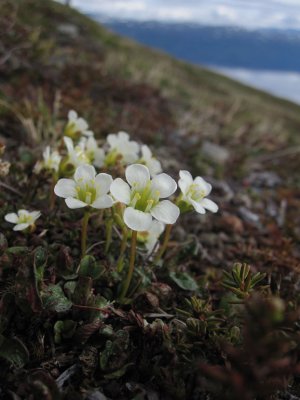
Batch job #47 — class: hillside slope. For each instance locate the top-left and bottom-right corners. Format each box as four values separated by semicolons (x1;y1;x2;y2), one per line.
0;1;300;399
1;0;300;181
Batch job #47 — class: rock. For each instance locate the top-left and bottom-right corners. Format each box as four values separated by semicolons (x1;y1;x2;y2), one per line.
57;23;79;38
219;214;244;234
246;171;282;188
238;206;260;224
201;141;230;165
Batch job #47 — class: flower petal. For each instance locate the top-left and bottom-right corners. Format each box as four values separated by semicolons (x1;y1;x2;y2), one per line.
30;211;41;221
68;110;77;122
124;207;152;231
93;148;105;167
14;223;30;231
76;117;88;131
91;194;114;209
64;136;74;153
141;145;152;159
189;198;206;214
110;178;131;204
151;173;177;198
74;164;96;182
126;164;150;188
151;200;180;225
54;179;76;198
194;176;212;195
200;198;219;213
4;213;18;223
147;158;162;177
95;173;113;195
179;170;193;184
84;130;94;137
65;197;87;209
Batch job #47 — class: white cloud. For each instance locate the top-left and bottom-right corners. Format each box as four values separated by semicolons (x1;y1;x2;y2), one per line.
214;67;300;104
62;0;300;30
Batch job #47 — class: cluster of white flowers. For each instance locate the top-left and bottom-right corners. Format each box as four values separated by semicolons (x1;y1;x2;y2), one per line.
33;111;162;178
5;110;218;253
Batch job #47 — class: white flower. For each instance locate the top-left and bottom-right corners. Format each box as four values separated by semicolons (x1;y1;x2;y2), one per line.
110;164;179;231
138;220;165;254
140;145;162;177
178;170;218;214
34;146;61;173
64;110;94;138
105;131;139;166
64;136;91;168
4;209;41;231
54;164;114;209
79;137;105;168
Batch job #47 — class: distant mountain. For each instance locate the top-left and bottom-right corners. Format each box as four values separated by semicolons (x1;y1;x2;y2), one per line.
91;18;300;72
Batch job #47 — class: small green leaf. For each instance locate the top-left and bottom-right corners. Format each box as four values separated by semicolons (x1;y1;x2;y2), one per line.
0;335;29;367
6;246;29;255
54;320;77;344
78;255;105;280
169;271;198;291
41;284;72;312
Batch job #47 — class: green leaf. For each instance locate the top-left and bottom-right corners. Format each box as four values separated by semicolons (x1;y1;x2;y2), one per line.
6;246;29;255
41;284;72;312
0;335;29;367
78;255;105;280
169;271;198;291
54;320;77;344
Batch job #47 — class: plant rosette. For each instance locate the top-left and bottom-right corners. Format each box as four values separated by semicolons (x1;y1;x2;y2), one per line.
110;163;179;232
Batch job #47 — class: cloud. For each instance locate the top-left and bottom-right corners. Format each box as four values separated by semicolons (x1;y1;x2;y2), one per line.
214;67;300;104
66;0;300;30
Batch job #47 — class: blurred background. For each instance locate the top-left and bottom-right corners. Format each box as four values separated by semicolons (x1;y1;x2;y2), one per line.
63;0;300;104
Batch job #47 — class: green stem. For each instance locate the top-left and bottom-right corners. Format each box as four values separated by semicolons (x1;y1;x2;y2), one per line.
105;217;113;253
81;211;90;257
116;227;128;272
119;230;137;301
154;224;172;264
50;173;57;211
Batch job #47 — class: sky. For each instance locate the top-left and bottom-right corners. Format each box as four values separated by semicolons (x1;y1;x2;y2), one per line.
67;0;300;30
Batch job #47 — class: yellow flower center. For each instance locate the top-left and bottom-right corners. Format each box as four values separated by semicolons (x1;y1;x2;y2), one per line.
187;184;206;201
76;179;98;204
130;181;160;212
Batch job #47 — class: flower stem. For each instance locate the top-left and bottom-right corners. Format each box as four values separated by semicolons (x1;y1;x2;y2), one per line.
117;227;128;272
154;224;172;264
105;217;113;253
81;211;90;257
119;230;137;301
50;174;57;210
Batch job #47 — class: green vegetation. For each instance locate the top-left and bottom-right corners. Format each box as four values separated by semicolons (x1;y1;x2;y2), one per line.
0;1;300;399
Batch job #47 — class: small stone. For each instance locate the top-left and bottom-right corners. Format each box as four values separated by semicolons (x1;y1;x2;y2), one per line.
201;141;230;165
238;206;260;224
246;171;282;188
219;214;244;234
57;23;79;38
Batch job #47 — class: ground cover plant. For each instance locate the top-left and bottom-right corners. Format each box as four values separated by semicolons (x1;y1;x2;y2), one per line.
1;1;300;399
